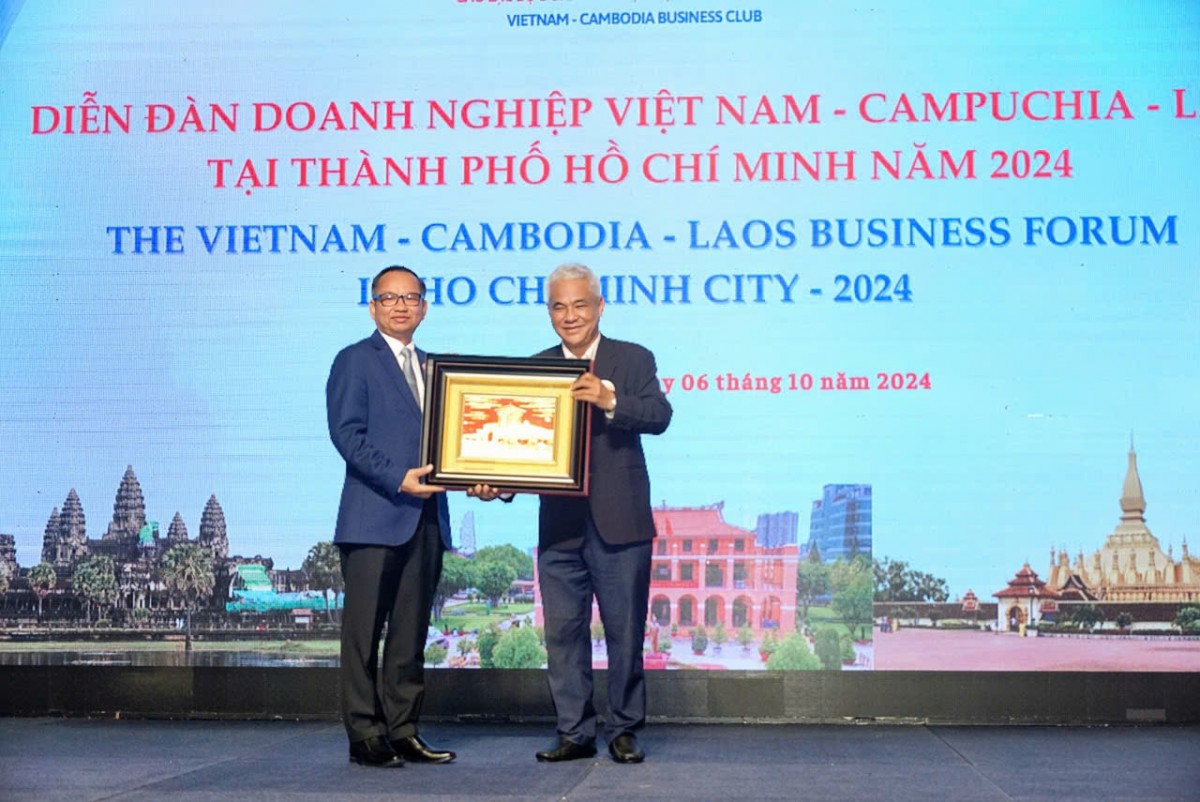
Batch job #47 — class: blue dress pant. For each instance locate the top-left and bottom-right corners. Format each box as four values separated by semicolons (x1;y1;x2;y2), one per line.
538;516;652;744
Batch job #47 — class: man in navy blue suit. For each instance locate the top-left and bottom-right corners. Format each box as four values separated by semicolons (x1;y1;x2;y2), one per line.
532;263;672;764
327;265;487;768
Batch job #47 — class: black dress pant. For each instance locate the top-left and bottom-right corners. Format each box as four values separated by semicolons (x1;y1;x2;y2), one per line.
338;502;444;743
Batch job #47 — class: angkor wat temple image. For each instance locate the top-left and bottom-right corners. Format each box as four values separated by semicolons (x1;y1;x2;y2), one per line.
0;466;271;622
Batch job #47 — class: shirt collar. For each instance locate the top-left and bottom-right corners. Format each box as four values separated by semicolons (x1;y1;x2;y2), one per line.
379;330;416;358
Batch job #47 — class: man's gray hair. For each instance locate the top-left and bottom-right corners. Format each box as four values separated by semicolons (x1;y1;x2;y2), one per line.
548;262;601;298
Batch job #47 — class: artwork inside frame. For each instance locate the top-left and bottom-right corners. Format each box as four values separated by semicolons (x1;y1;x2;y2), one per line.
419;354;592;494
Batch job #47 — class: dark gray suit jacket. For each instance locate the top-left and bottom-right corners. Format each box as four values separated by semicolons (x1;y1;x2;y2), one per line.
536;336;671;550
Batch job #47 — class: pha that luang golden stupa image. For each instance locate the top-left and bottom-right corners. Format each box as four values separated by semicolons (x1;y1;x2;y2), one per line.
993;442;1199;634
991;443;1198;633
1045;444;1197;604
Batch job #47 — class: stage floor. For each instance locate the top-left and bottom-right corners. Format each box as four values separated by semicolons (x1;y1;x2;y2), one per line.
1;718;1197;801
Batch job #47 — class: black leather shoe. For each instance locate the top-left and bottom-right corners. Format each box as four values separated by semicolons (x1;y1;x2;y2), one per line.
535;738;597;762
608;733;645;764
391;734;456;764
349;735;405;767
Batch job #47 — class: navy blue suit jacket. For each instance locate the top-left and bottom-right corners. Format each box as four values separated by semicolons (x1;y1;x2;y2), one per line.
327;330;451;548
537;336;671;550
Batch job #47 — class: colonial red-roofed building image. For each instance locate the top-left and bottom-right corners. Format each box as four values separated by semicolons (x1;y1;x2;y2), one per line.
647;503;798;633
533;502;799;637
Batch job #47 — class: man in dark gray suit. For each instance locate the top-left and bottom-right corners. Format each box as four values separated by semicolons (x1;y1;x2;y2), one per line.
327;265;488;768
533;262;672;764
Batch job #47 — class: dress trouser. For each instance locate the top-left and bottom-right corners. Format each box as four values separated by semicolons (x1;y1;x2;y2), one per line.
338;500;444;743
538;515;653;744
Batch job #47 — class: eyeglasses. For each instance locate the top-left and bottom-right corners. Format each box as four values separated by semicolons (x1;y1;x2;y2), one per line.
372;292;424;307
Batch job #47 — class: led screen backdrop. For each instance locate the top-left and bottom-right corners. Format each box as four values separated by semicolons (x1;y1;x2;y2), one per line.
1;0;1198;672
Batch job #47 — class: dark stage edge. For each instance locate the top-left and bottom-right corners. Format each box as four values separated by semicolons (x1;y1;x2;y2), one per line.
2;667;1199;724
1;718;1198;801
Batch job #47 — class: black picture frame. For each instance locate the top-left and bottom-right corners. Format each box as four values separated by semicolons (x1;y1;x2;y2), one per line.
419;354;592;494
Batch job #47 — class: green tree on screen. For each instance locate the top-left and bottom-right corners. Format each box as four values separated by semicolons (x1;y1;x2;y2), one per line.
74;555;117;623
29;563;57;619
162;543;215;650
302;541;343;622
766;633;821;671
492;626;547;669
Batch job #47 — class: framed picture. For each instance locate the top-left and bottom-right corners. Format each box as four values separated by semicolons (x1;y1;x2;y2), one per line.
419;354;592;494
